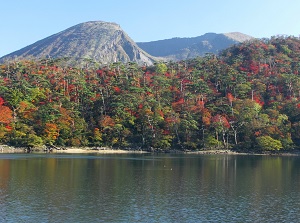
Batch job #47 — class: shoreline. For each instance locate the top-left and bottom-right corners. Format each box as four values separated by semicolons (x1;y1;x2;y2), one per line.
1;145;300;156
0;145;148;154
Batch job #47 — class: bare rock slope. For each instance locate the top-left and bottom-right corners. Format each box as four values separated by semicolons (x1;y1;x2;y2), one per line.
0;21;155;65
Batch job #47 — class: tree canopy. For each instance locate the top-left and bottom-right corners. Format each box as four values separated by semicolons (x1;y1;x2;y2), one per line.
1;36;300;152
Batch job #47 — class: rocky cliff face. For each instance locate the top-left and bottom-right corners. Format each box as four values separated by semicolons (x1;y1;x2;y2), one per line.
0;21;155;65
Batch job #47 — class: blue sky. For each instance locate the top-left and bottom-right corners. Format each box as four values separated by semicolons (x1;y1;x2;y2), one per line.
0;0;299;57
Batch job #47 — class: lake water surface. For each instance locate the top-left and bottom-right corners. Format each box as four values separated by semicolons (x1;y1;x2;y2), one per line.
0;153;300;222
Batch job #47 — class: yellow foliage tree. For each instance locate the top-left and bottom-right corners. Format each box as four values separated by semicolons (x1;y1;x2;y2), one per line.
44;123;59;143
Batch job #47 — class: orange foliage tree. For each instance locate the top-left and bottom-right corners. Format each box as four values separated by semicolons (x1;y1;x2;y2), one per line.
0;97;13;125
43;123;59;144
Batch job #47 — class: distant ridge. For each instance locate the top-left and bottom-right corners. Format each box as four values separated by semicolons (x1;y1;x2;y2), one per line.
0;21;156;65
137;32;254;60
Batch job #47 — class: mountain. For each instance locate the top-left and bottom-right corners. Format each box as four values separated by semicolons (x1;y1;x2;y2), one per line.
0;21;254;65
137;32;254;60
0;21;155;65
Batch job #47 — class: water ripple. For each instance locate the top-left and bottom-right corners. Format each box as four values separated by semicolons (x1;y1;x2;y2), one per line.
1;154;300;222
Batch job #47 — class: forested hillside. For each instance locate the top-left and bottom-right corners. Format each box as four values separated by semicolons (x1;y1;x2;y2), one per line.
1;36;300;152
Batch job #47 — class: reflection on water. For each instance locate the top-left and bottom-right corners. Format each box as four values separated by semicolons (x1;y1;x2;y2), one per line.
0;154;300;222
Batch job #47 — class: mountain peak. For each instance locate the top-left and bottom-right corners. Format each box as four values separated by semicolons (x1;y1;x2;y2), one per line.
70;21;121;30
0;21;154;65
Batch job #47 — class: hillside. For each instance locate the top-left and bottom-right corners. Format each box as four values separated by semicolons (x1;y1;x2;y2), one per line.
137;32;253;60
0;36;300;152
0;21;155;65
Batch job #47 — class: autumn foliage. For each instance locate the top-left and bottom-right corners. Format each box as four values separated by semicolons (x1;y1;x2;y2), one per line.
0;36;300;151
0;97;13;124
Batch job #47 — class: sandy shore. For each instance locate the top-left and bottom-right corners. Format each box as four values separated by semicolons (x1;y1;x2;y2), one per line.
55;148;148;154
56;149;242;155
0;145;148;154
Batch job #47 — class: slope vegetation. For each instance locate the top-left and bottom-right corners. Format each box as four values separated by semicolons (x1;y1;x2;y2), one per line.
0;36;299;152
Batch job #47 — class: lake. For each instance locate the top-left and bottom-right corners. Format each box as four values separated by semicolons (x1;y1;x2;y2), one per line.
0;153;300;222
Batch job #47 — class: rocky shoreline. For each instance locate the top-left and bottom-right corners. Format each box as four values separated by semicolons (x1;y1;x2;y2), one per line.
1;144;300;156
